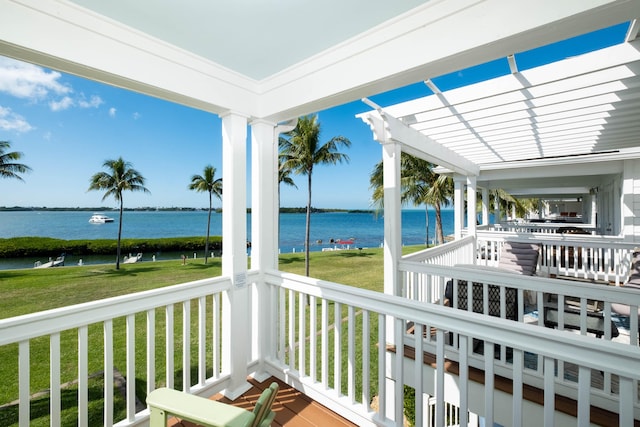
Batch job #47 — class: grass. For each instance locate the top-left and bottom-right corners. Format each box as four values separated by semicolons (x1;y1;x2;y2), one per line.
0;245;426;426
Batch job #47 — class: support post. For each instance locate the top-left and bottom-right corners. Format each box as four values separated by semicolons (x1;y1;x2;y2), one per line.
467;175;477;237
453;174;465;239
481;187;489;225
220;112;251;399
382;139;402;422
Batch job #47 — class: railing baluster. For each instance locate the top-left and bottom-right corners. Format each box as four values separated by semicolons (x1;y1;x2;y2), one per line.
198;297;206;386
182;300;190;392
50;332;61;426
288;289;295;371
103;320;113;426
414;323;423;426
577;366;591;425
459;335;469;427
334;301;342;396
78;325;88;427
165;304;174;389
484;341;494;426
512;347;523;427
347;305;355;403
543;357;555;426
278;287;285;363
310;295;317;383
298;292;306;377
377;313;386;423
126;314;135;422
322;298;329;388
147;308;156;394
18;340;29;427
361;309;370;410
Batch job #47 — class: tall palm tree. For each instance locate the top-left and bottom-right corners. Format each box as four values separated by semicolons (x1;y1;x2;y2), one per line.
189;165;222;264
0;141;31;182
370;153;453;245
280;115;351;276
88;157;149;270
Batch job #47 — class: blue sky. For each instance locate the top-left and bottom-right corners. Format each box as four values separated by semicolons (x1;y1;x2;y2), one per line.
0;23;629;210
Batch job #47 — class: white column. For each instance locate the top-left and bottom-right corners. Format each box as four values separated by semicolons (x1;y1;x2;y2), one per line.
453;175;465;239
467;176;477;237
382;140;402;422
621;159;640;242
250;120;278;271
249;119;278;381
220;112;252;399
481;187;489;225
494;193;501;225
590;194;597;228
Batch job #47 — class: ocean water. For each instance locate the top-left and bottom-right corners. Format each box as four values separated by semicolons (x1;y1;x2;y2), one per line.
0;209;453;269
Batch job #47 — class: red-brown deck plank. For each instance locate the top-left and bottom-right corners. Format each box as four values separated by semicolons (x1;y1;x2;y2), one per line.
167;377;357;427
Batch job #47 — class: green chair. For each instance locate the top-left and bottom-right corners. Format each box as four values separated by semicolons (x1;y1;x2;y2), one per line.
147;382;279;427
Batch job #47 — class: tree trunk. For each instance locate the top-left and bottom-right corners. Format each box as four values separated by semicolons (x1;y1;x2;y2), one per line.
116;199;123;270
424;205;430;246
435;203;444;245
204;192;212;264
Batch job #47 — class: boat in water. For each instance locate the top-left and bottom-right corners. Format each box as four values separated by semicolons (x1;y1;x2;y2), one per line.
123;253;143;264
89;213;114;224
34;255;65;268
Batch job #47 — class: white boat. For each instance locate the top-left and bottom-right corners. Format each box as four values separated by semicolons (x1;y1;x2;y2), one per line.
123;253;143;264
89;213;114;224
34;255;65;269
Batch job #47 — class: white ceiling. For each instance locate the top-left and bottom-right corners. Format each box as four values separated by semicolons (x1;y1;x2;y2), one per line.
69;0;426;80
3;0;638;122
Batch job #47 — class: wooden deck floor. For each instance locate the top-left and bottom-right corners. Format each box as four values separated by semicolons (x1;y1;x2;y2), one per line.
167;377;358;427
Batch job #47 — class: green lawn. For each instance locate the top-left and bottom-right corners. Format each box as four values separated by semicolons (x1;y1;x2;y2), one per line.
0;245;425;426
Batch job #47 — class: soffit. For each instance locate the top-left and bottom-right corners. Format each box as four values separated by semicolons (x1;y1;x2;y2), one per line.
67;0;426;81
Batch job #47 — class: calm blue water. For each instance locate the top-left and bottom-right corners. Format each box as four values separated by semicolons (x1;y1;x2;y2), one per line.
0;209;453;269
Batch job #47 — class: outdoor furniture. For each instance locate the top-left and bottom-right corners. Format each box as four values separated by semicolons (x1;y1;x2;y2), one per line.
445;241;541;320
543;300;619;338
147;382;279;427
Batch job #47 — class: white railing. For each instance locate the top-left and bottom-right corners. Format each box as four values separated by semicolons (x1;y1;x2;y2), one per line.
474;231;636;284
492;221;598;235
263;270;640;426
401;235;476;304
2;264;640;426
0;276;235;427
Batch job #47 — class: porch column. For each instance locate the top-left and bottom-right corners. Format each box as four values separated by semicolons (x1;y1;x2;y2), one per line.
250;120;279;271
453;174;465;239
467;176;477;237
249;119;278;382
590;193;597;227
481;187;489;226
622;159;640;242
382;139;402;422
220;111;252;399
493;193;501;225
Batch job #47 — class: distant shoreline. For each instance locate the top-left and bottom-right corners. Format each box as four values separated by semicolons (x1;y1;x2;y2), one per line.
0;207;377;214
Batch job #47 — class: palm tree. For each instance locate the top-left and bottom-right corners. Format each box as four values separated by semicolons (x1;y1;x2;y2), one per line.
0;141;31;182
369;153;453;245
189;165;222;264
88;157;149;270
280;115;351;276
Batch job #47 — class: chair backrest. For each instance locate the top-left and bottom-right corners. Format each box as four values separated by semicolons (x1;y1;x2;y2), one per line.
251;382;279;427
498;241;540;276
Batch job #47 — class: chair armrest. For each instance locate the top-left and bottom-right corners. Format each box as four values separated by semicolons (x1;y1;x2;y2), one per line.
147;388;256;427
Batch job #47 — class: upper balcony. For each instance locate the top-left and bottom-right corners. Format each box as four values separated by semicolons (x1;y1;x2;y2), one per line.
2;231;639;427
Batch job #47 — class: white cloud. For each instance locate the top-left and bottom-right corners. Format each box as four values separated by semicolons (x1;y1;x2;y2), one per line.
109;107;117;117
132;112;141;120
0;57;70;100
49;96;74;111
78;94;103;108
0;105;34;133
